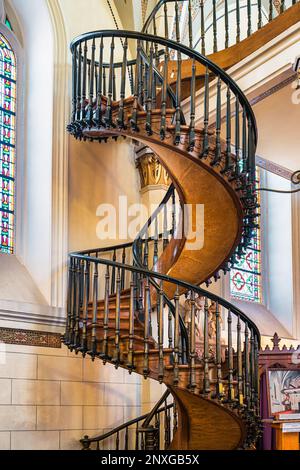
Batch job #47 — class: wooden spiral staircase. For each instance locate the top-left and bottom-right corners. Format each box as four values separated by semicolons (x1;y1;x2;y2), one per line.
63;0;300;451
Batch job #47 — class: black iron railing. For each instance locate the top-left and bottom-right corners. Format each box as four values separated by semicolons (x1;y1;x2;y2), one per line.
143;0;300;55
67;29;259;272
63;0;271;450
81;390;175;450
64;245;260;408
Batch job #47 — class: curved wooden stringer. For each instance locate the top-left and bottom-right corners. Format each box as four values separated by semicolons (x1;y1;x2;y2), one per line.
63;0;300;451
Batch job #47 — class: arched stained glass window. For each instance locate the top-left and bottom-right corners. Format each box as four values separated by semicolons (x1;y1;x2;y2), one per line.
0;33;16;254
230;171;262;303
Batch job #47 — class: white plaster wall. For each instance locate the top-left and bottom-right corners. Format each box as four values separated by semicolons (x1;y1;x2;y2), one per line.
68;138;141;252
11;0;54;304
253;85;300;172
264;172;293;333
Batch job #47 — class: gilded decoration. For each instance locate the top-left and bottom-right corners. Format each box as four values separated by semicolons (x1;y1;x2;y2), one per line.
136;146;170;190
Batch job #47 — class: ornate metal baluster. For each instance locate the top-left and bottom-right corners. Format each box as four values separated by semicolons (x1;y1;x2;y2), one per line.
143;277;150;378
131;40;141;131
173;401;178;433
90;262;98;358
163;202;168;249
143;235;149;268
235;97;240;178
250;329;255;410
104;37;115;127
87;38;95;126
173;287;180;386
111;249;116;294
113;65;116;102
215;301;223;398
248;118;255;183
242;107;247;174
168;307;173;349
200;0;205;55
164;401;170;448
258;0;262;29
73;260;82;349
167;407;171;447
127;275;135;372
254;336;260;415
203;297;210;396
247;0;252;37
244;324;250;406
189;290;196;393
227;310;234;401
139;61;144;106
213;0;217;53
103;66;107;97
160;45;169;140
81;260;90;355
224;85;232;172
72;45;78;123
153;14;159;68
158;282;164;383
121;247;126;290
172;190;176;236
173;1;181;145
65;259;73;345
211;76;221;166
225;0;229;48
81;41;88;121
95;37;104;126
189;58;196;151
236;0;241;43
116;431;119;450
69;258;77;347
146;43;154;135
237;315;243;405
76;43;82;121
153;218;159;266
94;62;98;101
101;266;110;359
202;66;209;158
117;38;128;129
113;268;121;366
164;2;168;39
129;64;134;95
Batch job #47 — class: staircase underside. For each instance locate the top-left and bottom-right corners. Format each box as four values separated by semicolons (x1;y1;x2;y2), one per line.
83;104;243;293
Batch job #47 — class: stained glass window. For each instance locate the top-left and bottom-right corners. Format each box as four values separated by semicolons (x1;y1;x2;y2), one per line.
230;171;262;303
5;17;13;32
0;33;16;254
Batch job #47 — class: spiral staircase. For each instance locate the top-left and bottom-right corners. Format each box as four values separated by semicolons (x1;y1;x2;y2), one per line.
63;0;300;451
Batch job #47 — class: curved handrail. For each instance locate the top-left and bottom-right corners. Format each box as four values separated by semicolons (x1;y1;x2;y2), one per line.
142;390;171;428
70;29;258;150
80;392;173;448
69;252;261;345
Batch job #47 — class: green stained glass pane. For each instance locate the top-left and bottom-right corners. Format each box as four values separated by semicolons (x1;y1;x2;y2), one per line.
5;18;13;32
